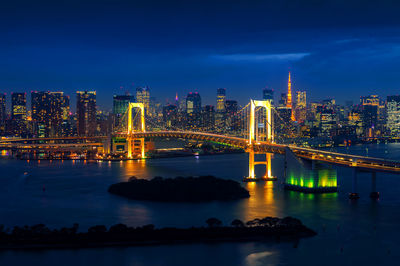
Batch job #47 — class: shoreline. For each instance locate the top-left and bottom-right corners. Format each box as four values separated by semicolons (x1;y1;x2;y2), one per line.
0;219;316;251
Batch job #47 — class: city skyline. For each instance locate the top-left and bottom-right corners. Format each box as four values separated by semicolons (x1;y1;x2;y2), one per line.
2;1;400;109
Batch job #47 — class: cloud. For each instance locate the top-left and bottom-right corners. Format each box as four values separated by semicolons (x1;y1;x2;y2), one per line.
210;52;311;62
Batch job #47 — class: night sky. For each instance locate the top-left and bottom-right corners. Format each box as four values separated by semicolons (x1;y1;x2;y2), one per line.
1;0;400;110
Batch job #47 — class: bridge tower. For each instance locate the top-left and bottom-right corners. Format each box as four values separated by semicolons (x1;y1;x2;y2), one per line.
127;102;145;159
245;100;275;181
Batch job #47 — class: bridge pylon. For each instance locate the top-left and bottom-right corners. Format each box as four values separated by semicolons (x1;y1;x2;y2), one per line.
127;102;146;159
244;99;275;182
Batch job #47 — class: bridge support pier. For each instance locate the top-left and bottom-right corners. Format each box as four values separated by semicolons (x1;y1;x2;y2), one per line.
349;168;360;199
244;150;276;182
370;172;379;199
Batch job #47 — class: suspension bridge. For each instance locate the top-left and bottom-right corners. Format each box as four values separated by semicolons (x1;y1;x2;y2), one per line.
2;99;400;198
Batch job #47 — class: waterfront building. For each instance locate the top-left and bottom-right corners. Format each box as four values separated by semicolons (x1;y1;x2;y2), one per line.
31;91;65;137
76;91;97;136
387;95;400;136
0;93;5;134
11;92;27;136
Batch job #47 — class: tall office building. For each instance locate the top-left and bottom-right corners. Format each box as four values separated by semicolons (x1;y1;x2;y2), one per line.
186;92;201;114
215;88;226;127
186;92;201;129
387;95;400;136
295;91;307;123
113;94;134;129
202;105;215;130
163;104;178;129
31;91;65;137
0;94;5;133
76;91;97;136
262;88;274;105
361;95;379;137
296;91;306;108
225;100;238;131
216;88;226;112
11;92;27;136
136;87;150;116
278;93;287;107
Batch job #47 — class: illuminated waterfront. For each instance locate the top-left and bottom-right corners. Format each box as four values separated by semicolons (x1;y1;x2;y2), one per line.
0;143;400;265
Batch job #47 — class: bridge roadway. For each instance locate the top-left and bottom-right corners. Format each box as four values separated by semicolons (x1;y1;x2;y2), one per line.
1;131;400;173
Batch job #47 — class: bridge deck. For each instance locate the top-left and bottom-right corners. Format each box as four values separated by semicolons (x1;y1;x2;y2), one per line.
1;131;400;173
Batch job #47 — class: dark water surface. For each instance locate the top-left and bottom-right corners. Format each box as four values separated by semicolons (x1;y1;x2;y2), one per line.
1;143;400;265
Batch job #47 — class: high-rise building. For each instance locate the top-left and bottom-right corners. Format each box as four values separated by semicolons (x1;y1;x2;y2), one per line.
186;92;201;129
296;91;306;108
11;92;27;136
387;95;400;136
136;87;150;116
163;104;178;129
262;88;274;105
113;94;134;129
295;91;307;123
0;94;5;133
278;93;287;107
361;95;379;137
215;88;226;128
76;91;97;136
225;100;238;131
202;105;215;130
31;91;65;137
216;88;226;112
186;92;201;114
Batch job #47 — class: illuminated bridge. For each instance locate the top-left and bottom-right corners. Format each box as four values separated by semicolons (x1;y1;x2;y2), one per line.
1;99;400;198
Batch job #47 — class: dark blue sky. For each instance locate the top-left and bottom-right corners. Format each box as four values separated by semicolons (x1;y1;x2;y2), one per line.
1;0;400;110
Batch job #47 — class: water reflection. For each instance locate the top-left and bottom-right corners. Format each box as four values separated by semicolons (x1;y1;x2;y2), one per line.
243;181;277;222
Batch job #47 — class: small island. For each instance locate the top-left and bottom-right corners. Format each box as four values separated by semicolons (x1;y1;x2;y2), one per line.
0;217;316;250
108;175;250;202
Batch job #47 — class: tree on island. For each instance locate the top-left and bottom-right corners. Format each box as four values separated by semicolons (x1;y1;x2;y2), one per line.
206;218;222;228
231;219;245;228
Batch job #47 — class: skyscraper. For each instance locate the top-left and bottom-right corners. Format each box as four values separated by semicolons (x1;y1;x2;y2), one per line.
295;91;307;123
0;94;5;133
76;91;97;136
216;88;226;128
11;92;27;136
361;95;379;137
113;94;134;129
163;104;178;129
186;92;201;129
202;105;215;130
296;91;306;108
216;88;226;112
136;87;150;116
31;91;65;137
387;95;400;136
186;92;201;114
225;100;238;131
263;88;274;105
